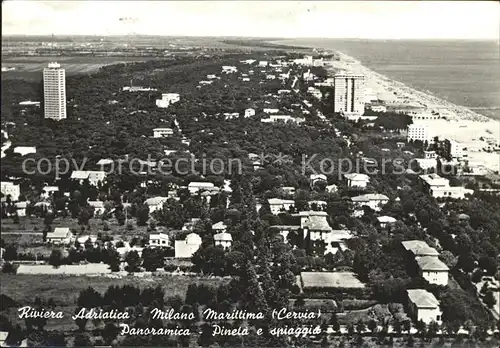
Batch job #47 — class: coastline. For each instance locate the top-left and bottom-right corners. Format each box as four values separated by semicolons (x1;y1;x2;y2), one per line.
269;40;500;172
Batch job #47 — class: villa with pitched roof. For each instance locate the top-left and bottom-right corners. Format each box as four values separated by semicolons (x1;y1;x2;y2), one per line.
407;289;442;324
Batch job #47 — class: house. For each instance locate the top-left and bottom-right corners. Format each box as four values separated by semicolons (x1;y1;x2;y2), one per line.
281;186;296;195
46;227;73;245
268;198;295;215
407;289;442;325
307;200;327;210
144;196;168;213
344;173;370;188
261;115;303;124
156;93;180;108
1;182;20;201
416;256;449;286
244;108;256;118
14;201;29;217
88;201;105;216
70;171;106;186
351;194;389;211
258;61;268;67
298;211;332;241
175;233;202;258
325;184;338;193
153;128;174;138
223;112;239;120
41;186;59;199
402;240;449;286
221;66;237;73
97;158;114;166
214;232;232;249
424;150;437;159
13;146;36;156
263;108;280;114
310;174;327;187
269;225;301;243
212;221;227;233
149;233;170;248
402;240;440;257
377;216;397;228
188;182;215;194
419;174;473;199
76;234;98;245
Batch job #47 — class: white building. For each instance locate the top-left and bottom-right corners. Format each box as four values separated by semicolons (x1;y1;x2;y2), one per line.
156;93;180;108
188;182;215;194
258;61;268;67
221;66;237;73
88;201;105;216
268;198;295;215
70;171;107;186
212;221;227;233
310;174;327;187
1;182;20;201
407;289;442;325
416;256;449;286
443;139;467;160
244;108;255;118
407;124;429;142
344;173;370;188
175;233;202;258
351;193;389;211
43;62;66;121
333;73;365;115
214;232;232;249
261;115;304;124
46;227;73;245
263;108;280;114
153;128;174;138
419;174;473;199
144;196;169;213
13;146;36;156
149;233;170;248
377;215;397;228
41;186;59;199
369;104;387;113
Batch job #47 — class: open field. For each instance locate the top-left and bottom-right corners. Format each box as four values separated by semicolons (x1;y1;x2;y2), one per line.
0;273;228;331
1;56;152;80
0;273;227;305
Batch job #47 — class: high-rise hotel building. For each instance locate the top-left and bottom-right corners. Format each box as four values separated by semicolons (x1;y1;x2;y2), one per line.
43;62;66;120
333;73;365;115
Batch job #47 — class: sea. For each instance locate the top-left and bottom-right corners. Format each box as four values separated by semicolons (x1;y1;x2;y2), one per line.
276;39;500;121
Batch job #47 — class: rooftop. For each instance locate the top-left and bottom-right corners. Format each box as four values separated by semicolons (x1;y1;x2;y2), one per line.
416;256;449;271
402;240;440;257
407;289;440;308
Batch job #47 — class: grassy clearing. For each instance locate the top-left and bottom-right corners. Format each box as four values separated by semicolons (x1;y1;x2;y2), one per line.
0;273;227;306
0;273;227;330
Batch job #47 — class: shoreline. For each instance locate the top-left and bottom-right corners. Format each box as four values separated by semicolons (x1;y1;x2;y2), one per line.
269;40;499;172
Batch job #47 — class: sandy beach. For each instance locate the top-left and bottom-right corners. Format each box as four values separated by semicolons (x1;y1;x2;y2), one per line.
322;50;500;172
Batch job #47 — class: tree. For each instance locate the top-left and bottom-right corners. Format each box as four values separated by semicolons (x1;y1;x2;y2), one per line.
330;313;340;332
73;333;92;347
142;247;164;271
102;322;120;345
4;245;17;261
77;286;102;308
137;205;150;226
125;250;142;272
106;248;121;272
416;320;427;335
48;249;64;268
355;319;365;333
483;289;497;309
368;319;378;333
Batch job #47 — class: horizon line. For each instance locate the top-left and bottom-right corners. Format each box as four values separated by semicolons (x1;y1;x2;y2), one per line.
2;34;498;41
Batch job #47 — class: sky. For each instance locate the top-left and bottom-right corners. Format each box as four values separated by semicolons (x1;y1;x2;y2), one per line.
2;1;499;40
